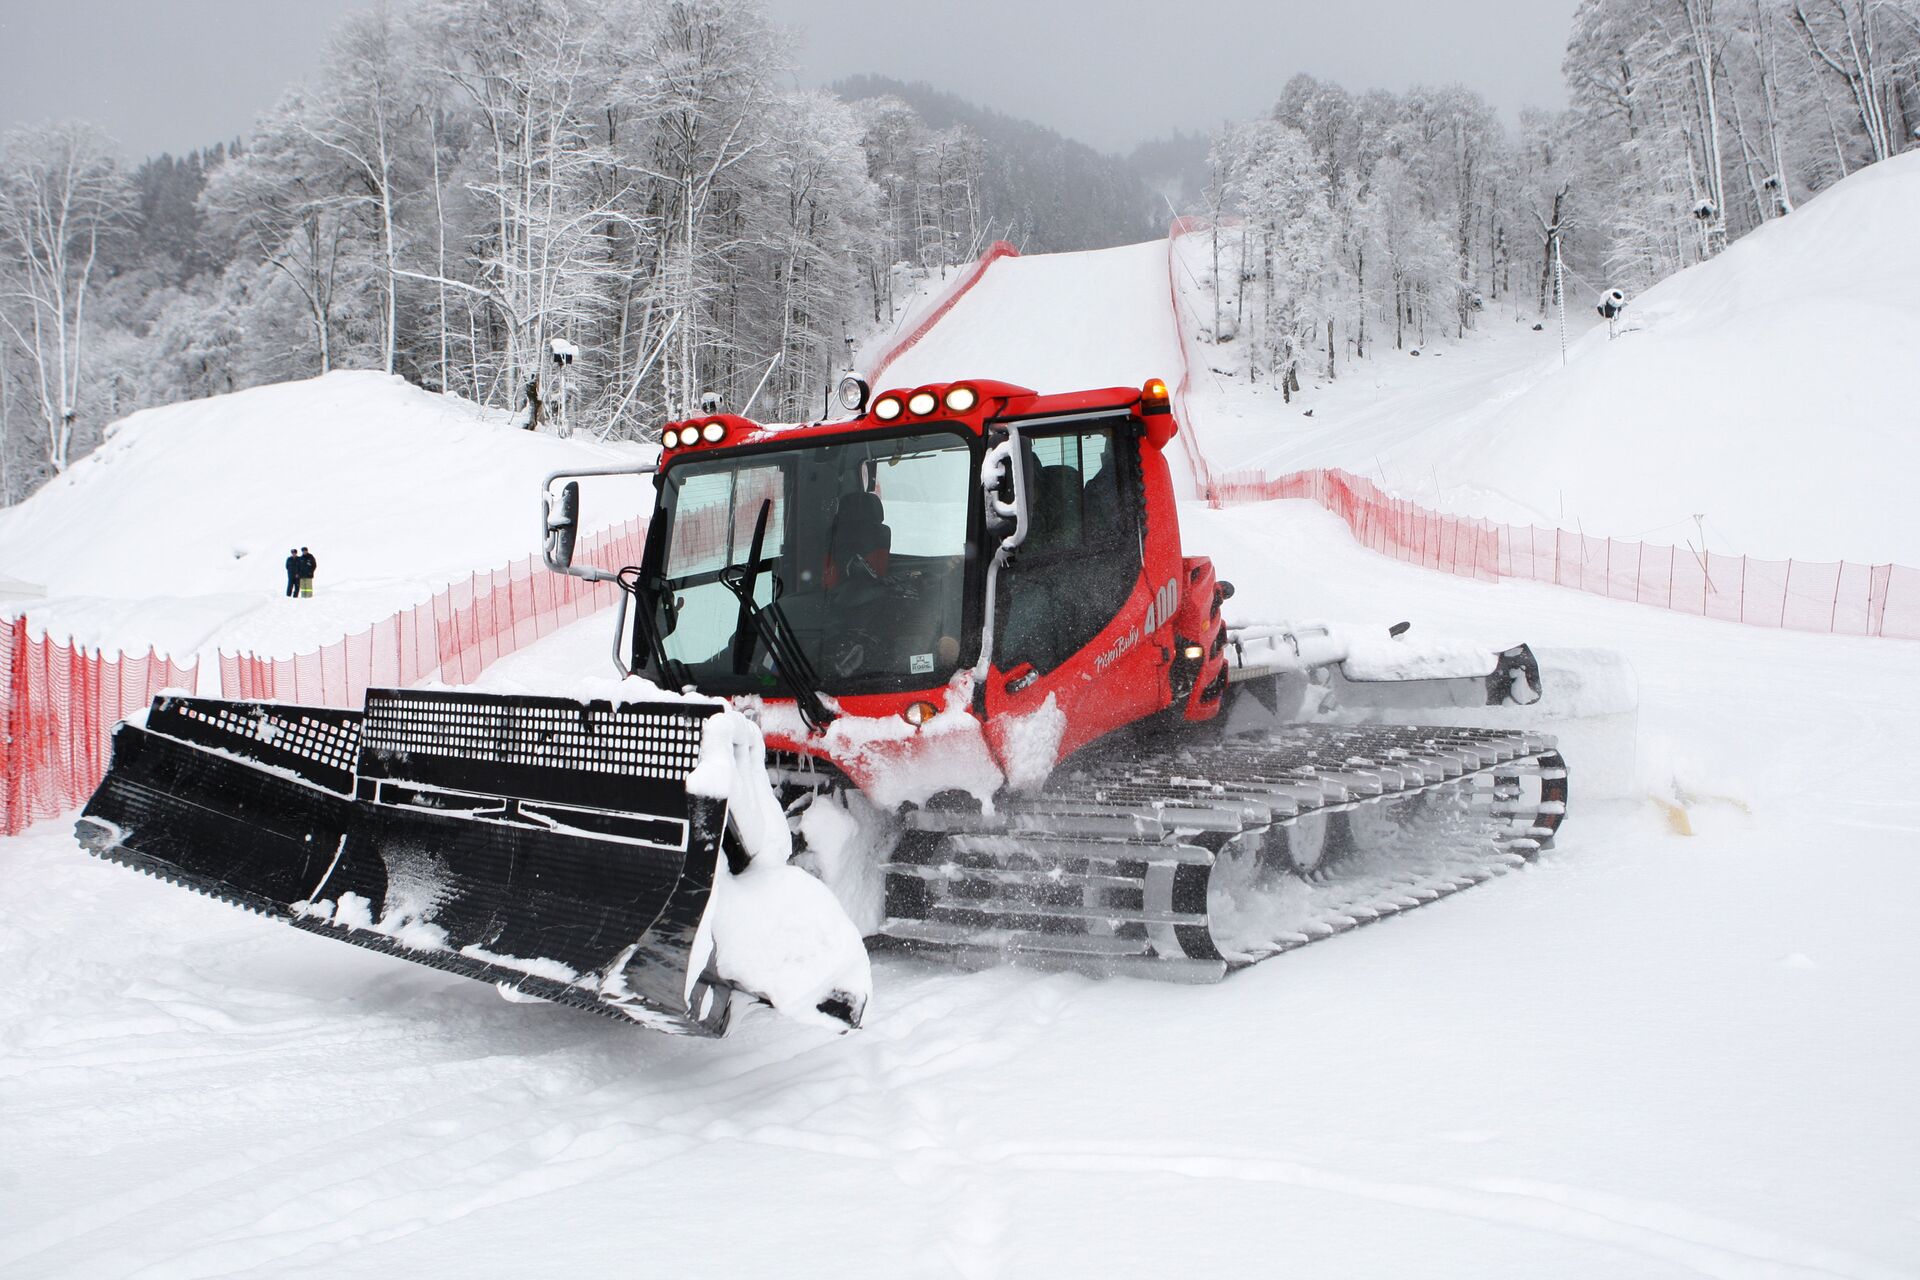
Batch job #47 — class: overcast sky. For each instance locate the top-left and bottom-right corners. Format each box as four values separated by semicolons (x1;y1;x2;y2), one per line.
0;0;1579;160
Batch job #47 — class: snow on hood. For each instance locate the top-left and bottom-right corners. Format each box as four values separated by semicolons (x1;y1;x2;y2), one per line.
740;673;1005;812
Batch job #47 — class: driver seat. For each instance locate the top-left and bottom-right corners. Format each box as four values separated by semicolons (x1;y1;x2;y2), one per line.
826;490;891;587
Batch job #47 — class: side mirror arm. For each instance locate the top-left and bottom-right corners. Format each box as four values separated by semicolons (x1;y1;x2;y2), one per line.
541;463;658;582
540;462;659;677
973;427;1030;682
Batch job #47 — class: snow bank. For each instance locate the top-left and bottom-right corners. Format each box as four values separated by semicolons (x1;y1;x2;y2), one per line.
0;371;651;654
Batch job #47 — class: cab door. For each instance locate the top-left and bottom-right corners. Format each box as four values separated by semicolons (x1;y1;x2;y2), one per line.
984;416;1179;784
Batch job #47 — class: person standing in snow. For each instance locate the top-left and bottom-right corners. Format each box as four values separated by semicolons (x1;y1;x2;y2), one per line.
298;547;317;597
284;549;302;598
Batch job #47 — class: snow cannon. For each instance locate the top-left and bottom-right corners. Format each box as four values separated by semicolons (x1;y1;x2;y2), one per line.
75;689;867;1036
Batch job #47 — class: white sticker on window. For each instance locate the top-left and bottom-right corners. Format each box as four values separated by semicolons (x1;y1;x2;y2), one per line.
909;653;935;674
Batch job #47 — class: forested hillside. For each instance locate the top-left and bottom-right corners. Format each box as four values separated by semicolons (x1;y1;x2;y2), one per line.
0;1;1044;503
829;75;1158;252
1192;0;1920;398
0;0;1914;504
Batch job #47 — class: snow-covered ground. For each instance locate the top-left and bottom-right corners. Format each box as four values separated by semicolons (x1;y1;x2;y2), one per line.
7;162;1920;1277
0;371;652;661
877;237;1207;498
878;240;1184;400
6;510;1919;1277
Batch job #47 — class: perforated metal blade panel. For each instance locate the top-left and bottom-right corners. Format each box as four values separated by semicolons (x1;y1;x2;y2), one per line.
354;689;717;812
142;695;364;793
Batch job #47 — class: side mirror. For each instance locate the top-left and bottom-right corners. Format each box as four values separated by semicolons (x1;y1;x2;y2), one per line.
544;480;580;570
980;436;1029;551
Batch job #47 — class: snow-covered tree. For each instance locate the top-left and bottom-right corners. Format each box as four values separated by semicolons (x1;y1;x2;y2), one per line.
0;121;134;475
298;4;427;375
1221;120;1335;396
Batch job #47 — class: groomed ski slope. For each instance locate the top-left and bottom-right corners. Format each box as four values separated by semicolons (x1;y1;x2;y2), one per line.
877;239;1207;498
5;506;1919;1278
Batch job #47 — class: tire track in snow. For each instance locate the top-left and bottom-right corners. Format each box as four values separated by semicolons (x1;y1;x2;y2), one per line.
940;1142;1909;1280
0;958;1061;1278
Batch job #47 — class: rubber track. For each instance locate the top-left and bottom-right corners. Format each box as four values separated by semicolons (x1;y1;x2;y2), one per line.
878;723;1567;978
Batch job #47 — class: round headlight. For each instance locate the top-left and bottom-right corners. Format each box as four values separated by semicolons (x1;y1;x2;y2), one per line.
907;390;937;416
837;374;870;413
872;395;903;421
944;385;978;413
662;428;681;448
902;700;939;726
701;421;725;443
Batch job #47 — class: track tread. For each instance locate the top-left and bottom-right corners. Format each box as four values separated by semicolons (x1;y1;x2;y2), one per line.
879;725;1566;979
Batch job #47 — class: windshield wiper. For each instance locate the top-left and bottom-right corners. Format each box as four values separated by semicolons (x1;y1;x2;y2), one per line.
718;500;836;732
616;566;691;690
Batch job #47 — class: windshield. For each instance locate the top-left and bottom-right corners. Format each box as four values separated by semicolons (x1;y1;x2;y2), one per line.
650;429;977;695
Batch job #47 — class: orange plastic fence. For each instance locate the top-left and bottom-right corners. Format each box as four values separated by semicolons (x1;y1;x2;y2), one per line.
2;615;200;835
219;518;649;708
1162;217;1917;640
1164;215;1225;505
1214;467;1920;639
0;520;649;836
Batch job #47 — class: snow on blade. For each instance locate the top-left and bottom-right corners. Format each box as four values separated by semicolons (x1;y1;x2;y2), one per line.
472;630;873;1028
690;704;871;1030
739;675;1006;812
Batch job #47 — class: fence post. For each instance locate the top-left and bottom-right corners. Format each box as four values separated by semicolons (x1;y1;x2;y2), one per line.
1831;561;1845;634
1780;559;1792;629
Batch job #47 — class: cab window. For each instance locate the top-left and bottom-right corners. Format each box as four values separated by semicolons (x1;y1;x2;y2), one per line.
997;424;1142;673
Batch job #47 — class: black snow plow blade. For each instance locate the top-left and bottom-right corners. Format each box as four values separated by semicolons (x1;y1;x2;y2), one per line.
77;691;735;1035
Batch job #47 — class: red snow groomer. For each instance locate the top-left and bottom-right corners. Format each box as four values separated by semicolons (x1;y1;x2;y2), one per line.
78;376;1565;1036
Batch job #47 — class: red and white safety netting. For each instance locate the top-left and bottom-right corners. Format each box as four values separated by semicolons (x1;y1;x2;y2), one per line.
0;519;647;836
1214;467;1920;640
2;616;200;835
219;518;648;706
